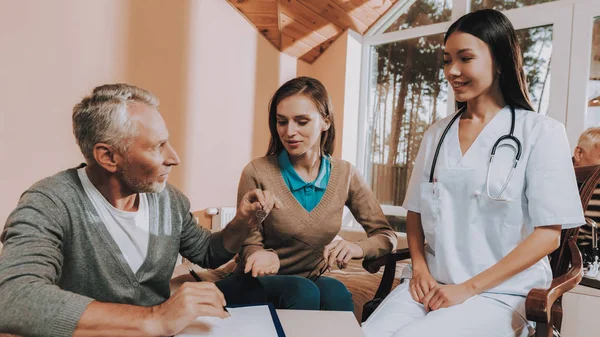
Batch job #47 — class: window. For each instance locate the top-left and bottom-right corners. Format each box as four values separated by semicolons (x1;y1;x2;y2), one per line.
471;0;557;11
517;25;553;115
383;0;452;32
358;0;592;224
585;16;600;127
565;0;600;144
366;34;448;206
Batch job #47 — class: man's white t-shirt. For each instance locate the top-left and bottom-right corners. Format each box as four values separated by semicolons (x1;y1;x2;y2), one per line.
77;168;149;273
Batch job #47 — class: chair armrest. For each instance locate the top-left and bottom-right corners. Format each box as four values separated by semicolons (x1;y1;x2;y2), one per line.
362;248;411;274
525;238;583;323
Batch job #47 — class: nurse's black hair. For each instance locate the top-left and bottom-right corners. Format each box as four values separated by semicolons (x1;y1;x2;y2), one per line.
445;9;534;112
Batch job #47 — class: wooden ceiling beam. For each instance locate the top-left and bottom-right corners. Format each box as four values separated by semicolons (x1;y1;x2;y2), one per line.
280;0;342;40
229;1;281;49
228;0;395;63
281;13;328;47
331;0;380;27
229;0;277;13
297;0;369;34
258;26;282;49
244;12;279;26
282;32;341;64
276;0;282;50
300;35;339;64
281;33;316;61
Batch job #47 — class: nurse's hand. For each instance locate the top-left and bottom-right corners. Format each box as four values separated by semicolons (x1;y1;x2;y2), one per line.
409;270;438;303
323;239;364;270
422;284;475;312
245;250;280;277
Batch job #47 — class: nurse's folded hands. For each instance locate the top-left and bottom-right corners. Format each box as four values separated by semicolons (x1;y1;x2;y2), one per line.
409;269;439;303
421;283;476;312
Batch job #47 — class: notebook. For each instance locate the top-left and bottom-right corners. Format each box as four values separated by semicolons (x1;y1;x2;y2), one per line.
176;303;286;337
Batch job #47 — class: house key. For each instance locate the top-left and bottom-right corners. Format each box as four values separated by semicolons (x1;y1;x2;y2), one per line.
254;209;268;223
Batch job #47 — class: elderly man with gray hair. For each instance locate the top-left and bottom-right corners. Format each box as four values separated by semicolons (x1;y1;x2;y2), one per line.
573;127;600;265
0;84;279;337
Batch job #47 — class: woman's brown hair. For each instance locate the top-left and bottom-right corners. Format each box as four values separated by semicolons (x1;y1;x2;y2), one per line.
266;76;336;156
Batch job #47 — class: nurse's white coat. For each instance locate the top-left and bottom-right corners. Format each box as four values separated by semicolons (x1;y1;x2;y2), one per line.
402;106;584;313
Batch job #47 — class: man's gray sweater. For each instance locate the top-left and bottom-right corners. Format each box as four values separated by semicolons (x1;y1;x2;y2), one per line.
0;167;235;337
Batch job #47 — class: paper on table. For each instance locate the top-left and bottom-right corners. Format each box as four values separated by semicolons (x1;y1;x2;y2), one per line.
176;305;279;337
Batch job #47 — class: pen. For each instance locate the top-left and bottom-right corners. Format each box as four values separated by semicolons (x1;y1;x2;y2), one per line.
189;269;229;313
189;268;202;282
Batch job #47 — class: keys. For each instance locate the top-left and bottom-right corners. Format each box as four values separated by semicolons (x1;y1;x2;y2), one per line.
254;209;268;223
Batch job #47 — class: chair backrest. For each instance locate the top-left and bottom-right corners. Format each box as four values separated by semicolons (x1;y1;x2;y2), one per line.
549;165;600;278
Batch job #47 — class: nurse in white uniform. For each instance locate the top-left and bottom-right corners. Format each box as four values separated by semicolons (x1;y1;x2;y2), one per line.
362;9;584;337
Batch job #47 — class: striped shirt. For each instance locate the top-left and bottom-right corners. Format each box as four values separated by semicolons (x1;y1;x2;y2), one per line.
579;186;600;259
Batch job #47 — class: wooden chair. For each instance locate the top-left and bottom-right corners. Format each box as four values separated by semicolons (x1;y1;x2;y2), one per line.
362;165;600;337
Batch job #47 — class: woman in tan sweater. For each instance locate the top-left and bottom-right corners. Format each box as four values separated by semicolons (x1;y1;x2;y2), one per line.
221;76;396;311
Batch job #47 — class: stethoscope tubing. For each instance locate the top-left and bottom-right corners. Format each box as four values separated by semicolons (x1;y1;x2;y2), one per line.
428;105;521;183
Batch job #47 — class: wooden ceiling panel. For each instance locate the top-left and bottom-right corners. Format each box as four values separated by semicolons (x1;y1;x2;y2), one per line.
244;12;279;26
281;33;316;61
300;35;338;63
298;0;369;33
331;0;380;27
230;0;281;49
365;0;396;15
280;0;342;40
228;0;398;63
280;13;327;47
229;0;278;13
258;27;282;49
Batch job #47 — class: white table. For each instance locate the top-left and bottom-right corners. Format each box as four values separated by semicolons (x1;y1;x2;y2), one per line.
276;310;365;337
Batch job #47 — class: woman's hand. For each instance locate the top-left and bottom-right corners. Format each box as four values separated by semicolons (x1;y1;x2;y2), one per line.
422;283;476;312
244;250;280;277
409;269;439;304
323;239;364;270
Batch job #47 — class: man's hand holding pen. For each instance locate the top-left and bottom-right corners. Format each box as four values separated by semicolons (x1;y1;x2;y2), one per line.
147;282;229;336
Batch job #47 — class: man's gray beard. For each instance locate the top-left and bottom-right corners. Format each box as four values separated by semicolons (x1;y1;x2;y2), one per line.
118;165;166;194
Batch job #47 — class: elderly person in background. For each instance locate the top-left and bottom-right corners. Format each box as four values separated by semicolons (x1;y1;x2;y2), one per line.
0;84;278;337
574;126;600;167
573;126;600;263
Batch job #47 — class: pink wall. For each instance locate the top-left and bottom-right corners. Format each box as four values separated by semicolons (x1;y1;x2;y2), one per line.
0;0;128;233
0;0;297;235
182;0;297;211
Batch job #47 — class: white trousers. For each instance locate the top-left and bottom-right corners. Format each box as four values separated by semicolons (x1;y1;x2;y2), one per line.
362;282;532;337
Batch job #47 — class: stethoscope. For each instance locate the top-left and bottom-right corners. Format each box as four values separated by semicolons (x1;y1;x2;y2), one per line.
429;105;522;201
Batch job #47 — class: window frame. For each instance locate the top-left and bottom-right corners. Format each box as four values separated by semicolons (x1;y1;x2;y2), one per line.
356;0;585;216
566;0;600;146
